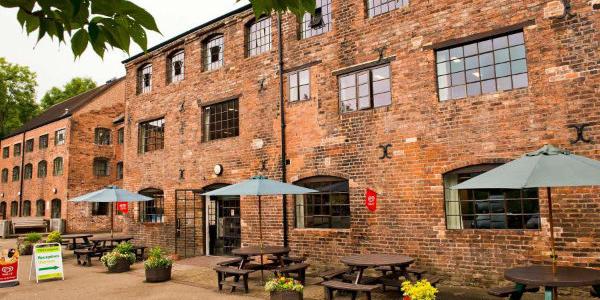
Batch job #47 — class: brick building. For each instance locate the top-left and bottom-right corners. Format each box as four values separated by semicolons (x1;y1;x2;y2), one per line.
121;0;600;286
0;78;126;233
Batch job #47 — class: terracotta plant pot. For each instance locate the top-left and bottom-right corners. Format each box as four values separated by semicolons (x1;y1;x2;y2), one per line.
107;257;131;273
270;291;303;300
145;266;172;283
403;296;411;300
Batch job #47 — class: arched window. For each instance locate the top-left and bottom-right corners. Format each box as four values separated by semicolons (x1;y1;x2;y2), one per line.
116;162;123;180
1;168;8;183
0;202;6;219
51;199;61;219
53;157;63;176
38;161;47;178
294;176;350;229
167;50;185;83
22;200;31;217
366;0;409;18
23;163;33;180
300;0;332;39
12;166;20;181
94;128;111;145
93;157;110;177
443;164;540;230
139;188;164;223
36;199;45;217
137;63;152;94
10;201;18;217
246;16;271;57
203;34;224;71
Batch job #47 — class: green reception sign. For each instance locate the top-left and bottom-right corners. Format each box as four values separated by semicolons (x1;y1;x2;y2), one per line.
30;243;64;283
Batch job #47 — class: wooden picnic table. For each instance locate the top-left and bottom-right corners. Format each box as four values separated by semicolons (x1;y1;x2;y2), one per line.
505;266;600;300
341;254;415;284
231;246;290;269
61;234;93;250
89;235;134;249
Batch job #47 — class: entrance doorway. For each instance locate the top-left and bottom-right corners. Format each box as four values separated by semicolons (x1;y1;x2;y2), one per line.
203;184;241;256
174;190;203;258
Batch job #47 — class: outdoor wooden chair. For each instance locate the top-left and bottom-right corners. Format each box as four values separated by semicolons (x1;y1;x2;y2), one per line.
322;280;379;300
214;266;256;293
487;285;540;298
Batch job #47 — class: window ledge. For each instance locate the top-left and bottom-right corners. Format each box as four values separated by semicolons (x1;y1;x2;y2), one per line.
292;228;350;233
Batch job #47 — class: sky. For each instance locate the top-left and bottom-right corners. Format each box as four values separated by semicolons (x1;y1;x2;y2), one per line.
0;0;249;101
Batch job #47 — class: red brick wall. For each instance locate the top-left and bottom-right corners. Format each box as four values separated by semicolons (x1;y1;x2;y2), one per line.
122;0;600;288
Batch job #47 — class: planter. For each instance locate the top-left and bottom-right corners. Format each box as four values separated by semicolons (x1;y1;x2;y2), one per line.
403;297;411;300
107;257;131;273
145;266;172;283
270;291;303;300
19;244;33;256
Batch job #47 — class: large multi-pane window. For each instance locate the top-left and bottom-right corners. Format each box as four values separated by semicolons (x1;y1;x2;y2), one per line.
93;158;110;177
22;200;31;217
137;64;152;94
289;69;310;102
294;176;351;229
92;202;109;216
301;0;332;39
39;134;49;149
10;201;18;217
14;143;21;156
436;31;528;101
36;199;45;217
367;0;409;18
25;139;34;152
204;35;224;71
139;188;164;223
23;164;33;180
2;147;8;158
338;64;391;113
94;128;111;145
203;99;239;142
1;169;8;183
247;17;272;57
117;128;124;144
444;164;540;230
37;161;47;178
51;199;61;218
0;202;5;219
12;166;20;181
53;157;63;176
55;128;66;145
167;50;185;83
138;118;165;153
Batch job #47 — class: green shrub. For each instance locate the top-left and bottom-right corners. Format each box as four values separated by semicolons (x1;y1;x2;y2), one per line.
144;246;173;270
114;241;134;254
24;232;43;243
264;276;303;293
100;241;136;268
401;279;438;300
46;231;62;243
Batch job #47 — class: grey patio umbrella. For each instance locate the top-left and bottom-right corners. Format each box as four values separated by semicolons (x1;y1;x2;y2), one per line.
452;145;600;273
202;176;317;280
69;185;153;237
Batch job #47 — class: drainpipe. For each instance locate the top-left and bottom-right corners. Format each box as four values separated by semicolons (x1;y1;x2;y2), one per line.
276;13;289;248
18;132;25;217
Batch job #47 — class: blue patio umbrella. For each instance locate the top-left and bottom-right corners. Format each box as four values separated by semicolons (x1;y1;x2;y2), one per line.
70;185;153;237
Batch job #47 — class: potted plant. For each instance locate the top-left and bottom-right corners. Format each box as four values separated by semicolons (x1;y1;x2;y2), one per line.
144;246;173;283
265;276;304;300
46;231;62;243
401;279;438;300
100;242;136;273
18;232;42;255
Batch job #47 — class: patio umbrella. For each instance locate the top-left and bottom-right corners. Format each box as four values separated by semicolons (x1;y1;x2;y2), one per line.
451;145;600;273
69;185;153;237
202;176;317;280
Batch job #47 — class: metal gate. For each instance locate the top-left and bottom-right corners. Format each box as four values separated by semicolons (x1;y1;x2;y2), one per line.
175;190;204;258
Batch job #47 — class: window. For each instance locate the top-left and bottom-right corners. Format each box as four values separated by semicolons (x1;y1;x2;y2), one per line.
37;161;47;178
36;199;45;217
2;147;8;158
0;202;6;219
12;166;19;181
247;17;272;57
92;202;109;216
339;64;391;113
25;139;34;152
301;0;332;39
443;164;540;230
167;50;185;83
436;31;528;101
203;99;239;142
116;162;123;180
55;128;66;145
10;201;18;217
23;163;32;180
22;200;31;217
117;128;124;144
94;128;111;145
53;157;63;176
39;134;49;149
1;169;7;183
137;64;152;94
139;188;164;223
294;176;351;229
14;143;21;156
93;158;110;177
203;35;224;71
138;118;165;153
367;0;409;17
289;69;310;102
51;199;61;218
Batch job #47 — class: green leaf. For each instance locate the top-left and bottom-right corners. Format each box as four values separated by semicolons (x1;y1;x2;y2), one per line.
120;0;159;33
16;8;27;26
128;22;147;51
25;14;40;33
0;0;35;11
70;28;88;57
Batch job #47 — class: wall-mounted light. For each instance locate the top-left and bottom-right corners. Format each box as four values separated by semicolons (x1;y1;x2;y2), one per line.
214;164;223;176
53;188;57;194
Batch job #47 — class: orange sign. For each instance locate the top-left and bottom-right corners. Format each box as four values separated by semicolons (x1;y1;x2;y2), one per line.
365;189;377;212
116;202;129;214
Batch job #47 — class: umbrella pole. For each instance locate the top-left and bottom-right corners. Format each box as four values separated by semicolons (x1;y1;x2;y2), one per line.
548;187;556;274
258;195;264;283
111;202;114;239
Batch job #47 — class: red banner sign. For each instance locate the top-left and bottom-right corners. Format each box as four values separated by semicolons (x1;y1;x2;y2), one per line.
0;248;19;283
116;202;129;214
365;189;377;212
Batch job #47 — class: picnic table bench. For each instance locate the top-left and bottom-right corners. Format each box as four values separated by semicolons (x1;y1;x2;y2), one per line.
592;287;599;298
74;248;107;267
274;263;309;284
487;285;540;298
11;217;47;233
214;266;256;293
320;268;352;281
322;280;379;300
